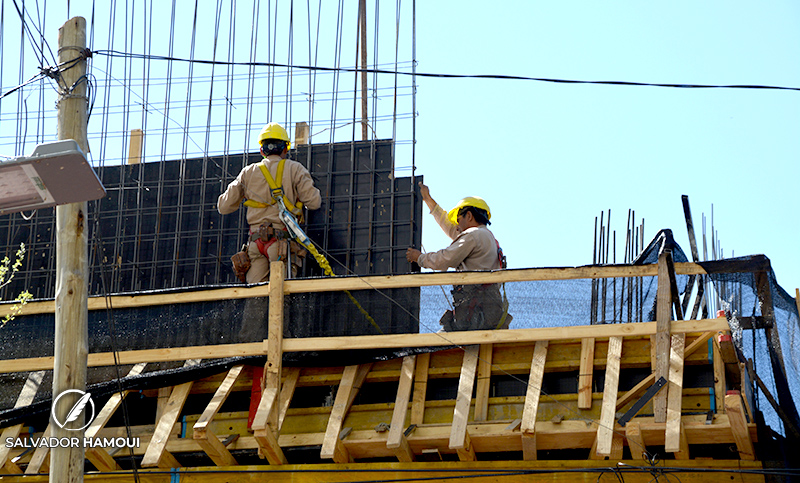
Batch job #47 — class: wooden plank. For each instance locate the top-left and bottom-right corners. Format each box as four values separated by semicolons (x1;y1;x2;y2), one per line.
654;249;673;423
595;336;623;456
449;346;479;459
712;337;726;414
320;364;372;462
387;356;416;462
724;391;755;460
616;331;716;411
0;263;711;318
141;381;193;468
411;352;430;426
280;319;728;354
474;344;493;421
577;338;595;409
278;367;302;431
85;363;146;471
192;365;245;466
251;387;288;465
624;421;646;460
127;128;143;164
665;334;686;454
267;261;286;429
23;425;51;474
521;341;548;461
0;371;45;472
294;121;310;145
194;366;245;432
590;432;623;460
715;332;738;364
0;318;729;374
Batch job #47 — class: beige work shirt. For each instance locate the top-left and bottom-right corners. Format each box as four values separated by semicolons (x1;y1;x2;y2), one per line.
417;204;502;272
217;155;321;231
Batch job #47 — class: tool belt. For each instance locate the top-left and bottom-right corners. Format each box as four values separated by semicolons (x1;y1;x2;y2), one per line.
439;283;512;332
251;224;308;259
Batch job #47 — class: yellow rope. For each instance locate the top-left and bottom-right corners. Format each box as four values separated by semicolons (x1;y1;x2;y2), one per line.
306;243;384;334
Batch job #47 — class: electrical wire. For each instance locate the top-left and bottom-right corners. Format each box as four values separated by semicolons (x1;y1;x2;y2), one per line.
92;49;800;92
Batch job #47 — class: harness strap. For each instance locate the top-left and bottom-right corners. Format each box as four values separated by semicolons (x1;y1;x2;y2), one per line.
242;159;304;215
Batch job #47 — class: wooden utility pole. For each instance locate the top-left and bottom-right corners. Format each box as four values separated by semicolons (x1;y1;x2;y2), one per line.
52;16;89;483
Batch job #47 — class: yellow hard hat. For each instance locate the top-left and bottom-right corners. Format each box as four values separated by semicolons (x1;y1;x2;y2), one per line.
258;122;291;150
447;196;491;225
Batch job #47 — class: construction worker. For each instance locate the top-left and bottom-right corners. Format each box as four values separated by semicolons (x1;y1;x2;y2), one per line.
406;182;511;331
218;122;321;283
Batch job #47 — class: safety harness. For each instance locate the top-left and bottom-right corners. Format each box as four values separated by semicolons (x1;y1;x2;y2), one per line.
242;158;304;218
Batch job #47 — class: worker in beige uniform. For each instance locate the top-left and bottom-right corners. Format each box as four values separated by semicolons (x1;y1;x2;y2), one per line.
218;122;321;283
406;182;511;331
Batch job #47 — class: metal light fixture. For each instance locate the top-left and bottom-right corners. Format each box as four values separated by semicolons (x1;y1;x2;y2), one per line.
0;140;105;215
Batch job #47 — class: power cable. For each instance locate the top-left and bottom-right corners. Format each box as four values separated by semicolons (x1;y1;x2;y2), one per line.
92;49;800;92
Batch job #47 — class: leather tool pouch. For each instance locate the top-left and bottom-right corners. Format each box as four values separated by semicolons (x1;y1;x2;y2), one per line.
230;250;251;283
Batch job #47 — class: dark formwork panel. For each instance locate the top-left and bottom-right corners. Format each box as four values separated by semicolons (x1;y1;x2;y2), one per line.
0;140;422;299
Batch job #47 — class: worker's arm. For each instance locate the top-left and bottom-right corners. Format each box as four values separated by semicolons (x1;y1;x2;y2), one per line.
217;176;245;214
419;182;459;240
416;232;475;271
292;163;322;210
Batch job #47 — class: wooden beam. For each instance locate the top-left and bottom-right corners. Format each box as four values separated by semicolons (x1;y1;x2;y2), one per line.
24;425;51;474
280;319;728;354
0;371;45;474
590;432;623;460
724;391;755;460
85;363;146;471
712;337;726;414
0;263;712;318
595;336;622;456
665;334;686;455
0;341;263;374
266;261;286;430
577;338;595;409
654;249;673;423
278;367;302;431
387;356;416;462
624;421;646;460
141;381;194;468
0;318;730;375
321;364;372;462
251;387;288;465
715;332;738;364
193;365;245;466
294;121;310;145
127;128;144;164
449;346;479;461
521;341;548;461
410;352;430;426
616;330;716;411
474;344;493;421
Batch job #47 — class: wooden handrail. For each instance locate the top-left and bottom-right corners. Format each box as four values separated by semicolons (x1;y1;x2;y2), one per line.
0;262;708;317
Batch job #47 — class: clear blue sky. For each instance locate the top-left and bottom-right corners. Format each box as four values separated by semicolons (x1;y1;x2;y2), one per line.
1;1;798;294
412;1;800;294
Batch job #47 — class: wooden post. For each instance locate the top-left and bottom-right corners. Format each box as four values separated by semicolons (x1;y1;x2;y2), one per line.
52;16;90;483
653;249;672;422
266;260;285;429
127;129;143;164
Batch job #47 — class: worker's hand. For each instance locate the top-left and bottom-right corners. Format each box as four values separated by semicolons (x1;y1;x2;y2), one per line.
418;182;431;201
406;248;422;264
